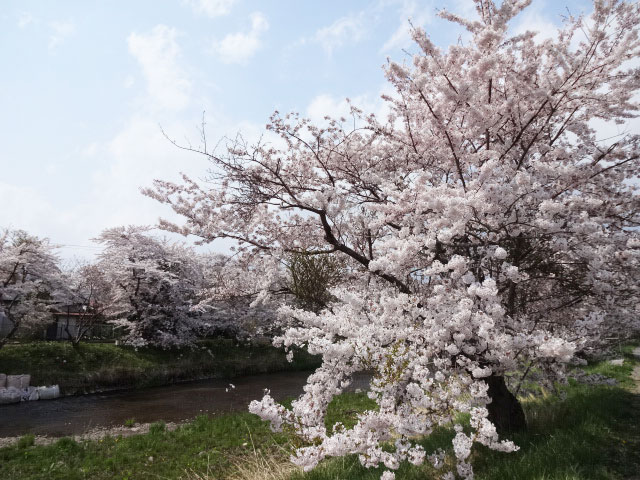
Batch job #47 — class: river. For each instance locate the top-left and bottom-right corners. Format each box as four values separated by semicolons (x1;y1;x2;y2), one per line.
0;370;370;438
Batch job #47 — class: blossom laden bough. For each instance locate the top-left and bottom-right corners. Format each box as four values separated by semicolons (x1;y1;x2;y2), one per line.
147;0;640;477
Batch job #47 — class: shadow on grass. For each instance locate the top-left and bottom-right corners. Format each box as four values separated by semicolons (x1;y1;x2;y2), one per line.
474;385;640;480
293;381;640;479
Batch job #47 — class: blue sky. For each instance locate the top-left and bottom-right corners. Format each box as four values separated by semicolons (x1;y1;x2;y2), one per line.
0;0;593;261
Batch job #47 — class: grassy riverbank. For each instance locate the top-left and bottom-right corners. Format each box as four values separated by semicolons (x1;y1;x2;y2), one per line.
1;346;638;480
0;340;320;395
293;345;640;480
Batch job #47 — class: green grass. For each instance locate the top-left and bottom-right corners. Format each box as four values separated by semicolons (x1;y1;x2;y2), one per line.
323;392;377;430
473;385;640;479
16;435;35;450
1;348;638;480
0;340;320;394
0;412;291;480
581;346;638;389
0;393;379;480
292;349;640;480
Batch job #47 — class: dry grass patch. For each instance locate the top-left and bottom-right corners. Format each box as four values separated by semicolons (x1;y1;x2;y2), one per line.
183;447;300;480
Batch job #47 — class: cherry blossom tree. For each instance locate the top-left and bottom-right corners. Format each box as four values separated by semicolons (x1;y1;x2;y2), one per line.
60;263;113;347
145;0;640;477
95;226;208;348
196;252;282;339
0;229;63;348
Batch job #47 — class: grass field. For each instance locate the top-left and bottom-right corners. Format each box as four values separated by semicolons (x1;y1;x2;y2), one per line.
0;346;638;480
0;340;320;394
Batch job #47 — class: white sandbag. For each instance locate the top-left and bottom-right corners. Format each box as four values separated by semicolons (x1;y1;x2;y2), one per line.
23;386;39;401
0;373;6;388
0;387;22;404
6;374;30;389
6;375;21;389
19;374;30;389
28;387;39;401
36;385;60;400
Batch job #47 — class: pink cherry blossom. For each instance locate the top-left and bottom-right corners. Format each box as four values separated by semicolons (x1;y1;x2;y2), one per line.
147;1;640;477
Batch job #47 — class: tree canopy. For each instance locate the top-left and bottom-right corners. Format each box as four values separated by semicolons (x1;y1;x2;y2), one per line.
146;1;640;478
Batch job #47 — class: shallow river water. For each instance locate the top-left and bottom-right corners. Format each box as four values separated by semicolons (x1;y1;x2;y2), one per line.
0;370;370;438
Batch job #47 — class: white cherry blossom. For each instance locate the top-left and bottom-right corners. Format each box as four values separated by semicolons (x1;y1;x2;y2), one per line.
148;1;640;477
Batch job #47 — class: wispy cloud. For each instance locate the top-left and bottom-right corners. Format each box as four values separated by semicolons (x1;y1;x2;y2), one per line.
313;12;368;55
306;84;395;126
511;2;560;41
297;2;410;57
48;20;75;50
18;11;34;28
211;12;269;65
182;0;236;18
128;25;192;110
123;74;135;89
380;0;433;53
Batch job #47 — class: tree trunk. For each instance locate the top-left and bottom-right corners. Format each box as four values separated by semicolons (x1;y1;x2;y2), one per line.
486;375;527;434
0;320;19;350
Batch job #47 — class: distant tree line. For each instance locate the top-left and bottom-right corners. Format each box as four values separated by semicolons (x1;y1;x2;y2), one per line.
0;226;338;349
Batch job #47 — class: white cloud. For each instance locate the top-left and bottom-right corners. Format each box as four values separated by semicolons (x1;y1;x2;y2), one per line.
211;12;269;65
18;113;263;261
48;20;75;50
0;182;56;235
380;1;432;53
313;12;368;55
123;74;135;88
128;25;191;111
0;122;197;261
447;0;478;18
80;142;99;157
182;0;236;18
382;23;412;53
306;84;395;126
512;10;559;41
307;94;354;123
0;182;94;262
80;117;200;239
302;2;428;56
84;108;265;237
18;11;34;28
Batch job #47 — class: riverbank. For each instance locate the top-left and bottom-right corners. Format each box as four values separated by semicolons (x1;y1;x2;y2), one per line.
0;340;320;395
0;370;371;438
0;420;185;449
0;393;377;479
1;346;638;480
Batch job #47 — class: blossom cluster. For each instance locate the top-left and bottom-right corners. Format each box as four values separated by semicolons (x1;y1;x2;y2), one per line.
148;0;640;477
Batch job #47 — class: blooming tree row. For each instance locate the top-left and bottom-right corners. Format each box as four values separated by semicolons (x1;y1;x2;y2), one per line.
0;226;279;348
145;0;640;478
0;229;64;348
